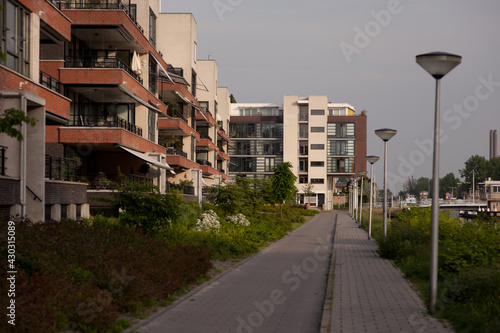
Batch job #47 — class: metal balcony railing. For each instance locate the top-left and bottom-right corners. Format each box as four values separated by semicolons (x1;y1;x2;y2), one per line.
71;114;143;137
57;0;144;33
65;56;143;84
40;71;64;94
166;147;188;158
0;146;7;176
197;159;212;167
45;155;80;182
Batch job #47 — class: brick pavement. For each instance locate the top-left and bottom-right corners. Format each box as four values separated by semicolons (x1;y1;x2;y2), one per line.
320;211;454;333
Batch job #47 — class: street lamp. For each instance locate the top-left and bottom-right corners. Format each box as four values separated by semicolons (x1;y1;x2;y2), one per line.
375;128;397;238
416;51;462;313
366;156;379;239
358;171;367;226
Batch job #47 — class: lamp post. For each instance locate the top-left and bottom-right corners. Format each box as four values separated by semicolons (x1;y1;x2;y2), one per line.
416;51;462;313
366;156;379;239
358;171;367;226
375;128;397;238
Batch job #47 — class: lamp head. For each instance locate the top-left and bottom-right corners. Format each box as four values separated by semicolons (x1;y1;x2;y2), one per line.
366;155;380;164
359;170;367;177
375;128;397;142
416;51;462;79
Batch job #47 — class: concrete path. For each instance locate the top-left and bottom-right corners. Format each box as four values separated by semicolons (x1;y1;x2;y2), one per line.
128;211;454;333
129;212;337;333
320;211;454;333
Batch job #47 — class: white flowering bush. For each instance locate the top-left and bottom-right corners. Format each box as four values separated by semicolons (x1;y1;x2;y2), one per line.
194;210;221;232
226;213;250;227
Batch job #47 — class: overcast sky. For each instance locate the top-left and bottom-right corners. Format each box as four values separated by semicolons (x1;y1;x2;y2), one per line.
161;0;500;192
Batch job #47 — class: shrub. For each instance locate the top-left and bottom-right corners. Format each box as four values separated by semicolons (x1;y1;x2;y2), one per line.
226;213;250;226
194;210;221;232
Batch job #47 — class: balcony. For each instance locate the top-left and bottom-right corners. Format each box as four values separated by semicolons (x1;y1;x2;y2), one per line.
70;114;143;137
197;159;212;167
166;147;188;159
65;56;143;85
45;155;80;182
58;0;144;34
40;71;64;95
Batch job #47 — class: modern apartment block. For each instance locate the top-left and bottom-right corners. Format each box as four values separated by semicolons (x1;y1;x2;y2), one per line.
229;103;284;178
229;96;366;210
0;0;230;221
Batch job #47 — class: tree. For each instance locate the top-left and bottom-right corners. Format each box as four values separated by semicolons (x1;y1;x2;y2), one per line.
440;172;459;198
230;94;237;103
460;155;490;191
302;182;315;197
0;108;37;141
271;162;297;217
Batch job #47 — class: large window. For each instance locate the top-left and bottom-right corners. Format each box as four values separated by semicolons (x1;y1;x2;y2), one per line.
299;124;308;138
230;122;282;139
148;110;156;142
311;161;324;167
311;178;324;184
299;105;308;121
328;122;355;138
299;141;308;155
149;58;157;94
149;8;156;48
328;140;355;156
327;157;354;173
299;159;308;173
1;0;30;76
229;157;256;173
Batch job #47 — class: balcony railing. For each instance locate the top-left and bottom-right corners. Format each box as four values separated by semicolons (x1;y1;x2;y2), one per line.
65;56;143;84
71;114;143;137
57;0;144;33
197;159;212;167
166;147;188;158
45;155;80;182
0;146;7;176
40;71;64;94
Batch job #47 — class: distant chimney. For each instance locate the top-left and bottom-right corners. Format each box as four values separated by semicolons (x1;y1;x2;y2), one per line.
491;130;498;160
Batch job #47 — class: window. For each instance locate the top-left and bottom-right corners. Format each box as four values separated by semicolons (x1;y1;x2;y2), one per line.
149;58;157;94
299;176;308;184
299;142;308;155
264;157;275;172
1;0;30;76
328;140;355;156
299;124;308;138
299;159;308;173
328;122;355;138
311;109;325;115
327;157;354;173
129;4;137;22
311;144;324;150
148;110;156;142
299;105;308;121
311;161;324;167
311;178;324;184
199;101;209;112
149;8;156;48
311;127;324;133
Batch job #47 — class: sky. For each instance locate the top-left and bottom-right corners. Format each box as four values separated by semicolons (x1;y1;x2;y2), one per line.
161;0;500;193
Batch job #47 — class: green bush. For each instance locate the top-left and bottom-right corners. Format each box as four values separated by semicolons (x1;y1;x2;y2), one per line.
0;219;212;332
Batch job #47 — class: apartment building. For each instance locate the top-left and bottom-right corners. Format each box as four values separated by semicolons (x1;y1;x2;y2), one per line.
229;96;366;210
0;0;230;221
229;103;284;178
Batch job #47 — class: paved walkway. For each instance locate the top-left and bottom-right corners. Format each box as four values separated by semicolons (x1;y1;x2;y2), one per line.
320;211;453;333
128;212;336;333
127;211;454;333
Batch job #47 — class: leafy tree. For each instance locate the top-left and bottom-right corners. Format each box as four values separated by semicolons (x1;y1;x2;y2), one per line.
440;172;459;198
230;94;237;103
302;182;315;197
271;162;297;217
0;108;37;141
489;156;500;180
460;155;490;191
